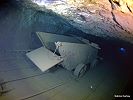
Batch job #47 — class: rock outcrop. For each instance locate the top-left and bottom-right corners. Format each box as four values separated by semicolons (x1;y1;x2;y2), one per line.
112;0;133;14
110;0;133;34
17;0;133;43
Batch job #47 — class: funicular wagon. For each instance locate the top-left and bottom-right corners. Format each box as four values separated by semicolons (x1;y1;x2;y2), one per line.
26;32;100;77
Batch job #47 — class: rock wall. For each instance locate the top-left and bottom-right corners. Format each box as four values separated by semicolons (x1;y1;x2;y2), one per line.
2;0;133;44
61;0;133;43
112;0;133;14
66;0;97;6
66;0;133;14
0;5;74;50
110;0;133;34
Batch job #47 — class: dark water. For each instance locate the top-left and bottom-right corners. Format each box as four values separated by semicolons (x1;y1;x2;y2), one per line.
0;1;133;99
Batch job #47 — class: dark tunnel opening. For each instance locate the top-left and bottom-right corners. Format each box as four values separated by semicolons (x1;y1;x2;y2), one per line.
71;30;133;95
0;0;13;7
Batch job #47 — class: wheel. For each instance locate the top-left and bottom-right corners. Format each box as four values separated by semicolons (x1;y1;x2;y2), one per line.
74;64;87;77
90;59;98;69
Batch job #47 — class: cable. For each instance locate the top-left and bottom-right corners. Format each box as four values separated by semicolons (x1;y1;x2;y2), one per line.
0;66;37;73
19;77;74;100
53;41;62;55
19;82;66;100
1;72;47;85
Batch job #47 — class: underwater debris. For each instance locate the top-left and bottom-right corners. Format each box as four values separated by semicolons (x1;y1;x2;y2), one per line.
0;78;11;96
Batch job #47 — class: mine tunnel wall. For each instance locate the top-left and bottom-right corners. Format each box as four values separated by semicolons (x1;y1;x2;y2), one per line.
0;3;133;67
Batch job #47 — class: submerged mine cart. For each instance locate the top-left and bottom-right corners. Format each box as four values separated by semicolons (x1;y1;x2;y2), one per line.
26;32;100;77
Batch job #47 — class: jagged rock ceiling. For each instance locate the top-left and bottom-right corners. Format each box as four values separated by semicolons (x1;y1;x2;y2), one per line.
19;0;133;43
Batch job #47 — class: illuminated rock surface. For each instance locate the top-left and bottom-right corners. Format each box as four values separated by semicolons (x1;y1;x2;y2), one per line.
23;0;133;43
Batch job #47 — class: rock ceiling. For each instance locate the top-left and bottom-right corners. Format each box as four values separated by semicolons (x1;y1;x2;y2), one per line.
22;0;133;43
